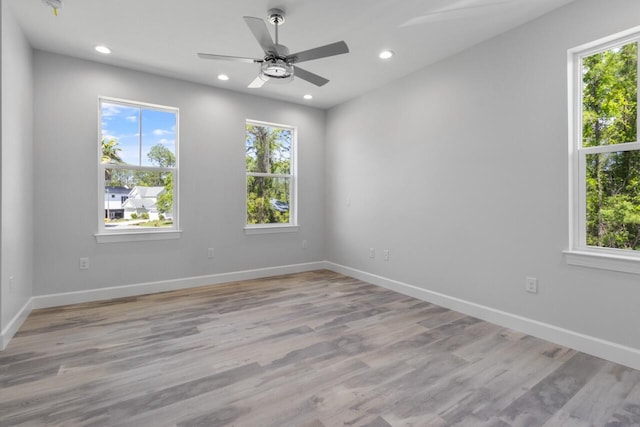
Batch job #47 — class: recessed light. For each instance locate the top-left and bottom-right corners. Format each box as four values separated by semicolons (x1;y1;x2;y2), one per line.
379;50;394;59
303;94;313;100
218;74;229;81
94;45;111;55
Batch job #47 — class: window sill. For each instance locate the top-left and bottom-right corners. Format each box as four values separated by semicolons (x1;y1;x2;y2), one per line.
244;225;299;235
95;230;182;243
563;249;640;274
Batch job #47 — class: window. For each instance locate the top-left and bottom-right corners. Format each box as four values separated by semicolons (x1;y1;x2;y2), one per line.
568;28;640;271
245;120;297;231
98;97;179;240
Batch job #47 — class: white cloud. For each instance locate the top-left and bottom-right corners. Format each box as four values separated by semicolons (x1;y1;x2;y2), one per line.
101;104;121;117
153;129;172;136
157;138;175;145
126;115;138;122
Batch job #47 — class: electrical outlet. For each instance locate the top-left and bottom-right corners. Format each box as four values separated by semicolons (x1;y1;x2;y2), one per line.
383;249;390;261
302;240;308;249
369;248;375;259
525;277;538;294
207;248;215;259
79;257;90;270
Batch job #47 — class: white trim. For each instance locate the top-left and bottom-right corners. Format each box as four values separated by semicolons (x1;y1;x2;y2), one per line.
95;230;182;243
567;29;640;260
245;119;298;227
244;225;300;235
31;261;325;309
5;261;640;370
569;25;640;56
247;172;292;179
579;141;640;155
1;298;33;350
325;262;640;371
98;97;179;236
563;249;640;274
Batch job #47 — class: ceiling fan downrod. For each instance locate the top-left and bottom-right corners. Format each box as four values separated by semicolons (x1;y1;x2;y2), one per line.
268;9;285;46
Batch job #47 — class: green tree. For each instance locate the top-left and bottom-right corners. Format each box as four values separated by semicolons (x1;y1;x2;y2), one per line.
101;137;124;164
102;137;124;183
583;42;639;249
146;144;175;216
156;173;173;216
245;124;291;224
148;144;176;167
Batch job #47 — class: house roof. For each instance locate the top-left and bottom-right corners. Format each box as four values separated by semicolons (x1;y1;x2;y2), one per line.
122;198;157;210
128;186;165;199
105;186;131;195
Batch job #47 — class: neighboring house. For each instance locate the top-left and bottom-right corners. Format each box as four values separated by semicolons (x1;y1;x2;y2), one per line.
122;186;165;220
104;186;130;219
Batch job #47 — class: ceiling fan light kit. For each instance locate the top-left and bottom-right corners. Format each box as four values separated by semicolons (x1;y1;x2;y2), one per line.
260;58;293;80
197;9;349;89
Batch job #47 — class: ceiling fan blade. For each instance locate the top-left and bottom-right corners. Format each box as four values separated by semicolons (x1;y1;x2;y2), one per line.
287;41;349;64
294;66;329;87
243;16;277;54
248;76;266;88
197;53;261;63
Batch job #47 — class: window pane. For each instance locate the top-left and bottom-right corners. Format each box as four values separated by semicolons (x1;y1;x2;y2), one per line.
246;123;291;174
246;176;290;224
582;42;637;147
141;109;177;167
104;168;174;229
585;151;640;249
101;102;140;165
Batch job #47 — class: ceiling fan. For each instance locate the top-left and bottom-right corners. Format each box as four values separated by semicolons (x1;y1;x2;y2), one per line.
198;9;349;89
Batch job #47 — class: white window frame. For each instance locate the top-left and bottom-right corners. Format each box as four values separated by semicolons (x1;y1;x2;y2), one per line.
95;97;180;243
565;27;640;273
244;119;299;234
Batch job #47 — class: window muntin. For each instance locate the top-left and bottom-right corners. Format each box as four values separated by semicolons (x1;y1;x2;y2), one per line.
99;98;178;233
245;121;296;226
571;35;640;254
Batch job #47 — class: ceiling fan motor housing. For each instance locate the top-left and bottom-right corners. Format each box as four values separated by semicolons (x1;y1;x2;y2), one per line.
260;58;293;80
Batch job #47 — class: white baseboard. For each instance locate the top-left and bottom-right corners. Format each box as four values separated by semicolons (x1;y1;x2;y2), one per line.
32;261;327;310
326;262;640;371
1;298;33;350
1;261;325;350
7;260;640;372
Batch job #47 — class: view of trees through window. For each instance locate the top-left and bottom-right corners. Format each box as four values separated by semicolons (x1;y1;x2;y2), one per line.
100;100;177;230
582;42;638;249
246;121;294;225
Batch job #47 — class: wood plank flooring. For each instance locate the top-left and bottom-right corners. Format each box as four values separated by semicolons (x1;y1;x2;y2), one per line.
1;270;639;426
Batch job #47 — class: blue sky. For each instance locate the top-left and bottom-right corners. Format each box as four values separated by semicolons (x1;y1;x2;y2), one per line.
101;102;176;166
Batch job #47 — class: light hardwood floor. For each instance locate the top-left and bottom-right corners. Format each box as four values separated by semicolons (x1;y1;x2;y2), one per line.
1;270;639;426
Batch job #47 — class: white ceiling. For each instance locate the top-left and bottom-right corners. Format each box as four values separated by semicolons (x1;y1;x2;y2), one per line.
8;0;577;109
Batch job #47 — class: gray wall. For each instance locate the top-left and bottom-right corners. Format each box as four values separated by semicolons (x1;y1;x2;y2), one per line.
5;0;640;361
33;51;325;296
1;3;34;332
325;0;640;350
